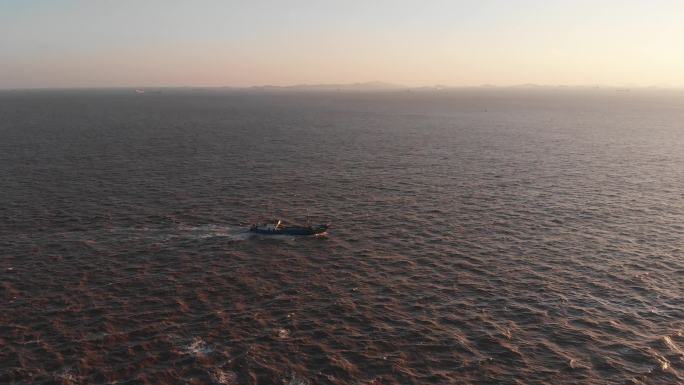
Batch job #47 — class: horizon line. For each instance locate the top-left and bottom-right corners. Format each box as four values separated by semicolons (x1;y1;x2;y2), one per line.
3;82;684;92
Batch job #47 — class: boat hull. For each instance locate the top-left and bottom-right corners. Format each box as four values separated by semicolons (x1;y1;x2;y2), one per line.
249;225;328;236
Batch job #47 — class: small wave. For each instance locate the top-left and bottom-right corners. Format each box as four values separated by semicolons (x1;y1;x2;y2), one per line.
54;368;80;383
210;368;238;384
185;337;213;356
274;328;290;339
662;335;684;356
286;372;310;385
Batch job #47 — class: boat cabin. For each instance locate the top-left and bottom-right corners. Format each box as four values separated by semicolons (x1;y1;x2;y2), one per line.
261;220;282;231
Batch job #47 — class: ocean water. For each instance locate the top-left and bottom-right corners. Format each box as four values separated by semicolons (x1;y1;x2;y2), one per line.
1;88;683;384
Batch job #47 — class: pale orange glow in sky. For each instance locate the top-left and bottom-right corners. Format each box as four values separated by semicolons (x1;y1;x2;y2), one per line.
2;0;683;88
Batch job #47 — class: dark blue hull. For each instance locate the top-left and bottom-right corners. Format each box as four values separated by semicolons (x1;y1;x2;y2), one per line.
249;224;328;236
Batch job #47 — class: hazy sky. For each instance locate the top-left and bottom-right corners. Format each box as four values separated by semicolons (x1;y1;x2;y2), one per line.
2;0;683;88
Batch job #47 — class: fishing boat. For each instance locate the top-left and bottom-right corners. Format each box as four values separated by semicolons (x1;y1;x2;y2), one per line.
249;220;329;235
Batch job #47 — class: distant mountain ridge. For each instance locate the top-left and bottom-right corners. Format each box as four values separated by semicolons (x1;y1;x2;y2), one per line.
245;82;645;92
250;81;404;91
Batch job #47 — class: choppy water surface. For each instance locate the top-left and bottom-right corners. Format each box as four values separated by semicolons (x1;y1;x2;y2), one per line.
1;89;684;384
